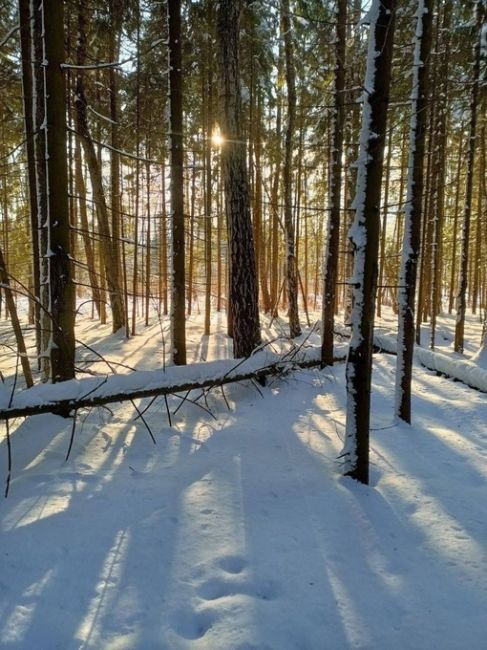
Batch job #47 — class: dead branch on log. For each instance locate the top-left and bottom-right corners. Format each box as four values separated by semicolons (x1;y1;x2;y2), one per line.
0;347;345;421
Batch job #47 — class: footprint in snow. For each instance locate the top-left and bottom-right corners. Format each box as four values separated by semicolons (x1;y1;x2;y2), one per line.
171;610;214;640
197;576;278;602
218;554;247;574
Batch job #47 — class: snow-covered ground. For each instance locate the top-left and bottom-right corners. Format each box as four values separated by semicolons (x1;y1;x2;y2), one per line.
0;308;486;649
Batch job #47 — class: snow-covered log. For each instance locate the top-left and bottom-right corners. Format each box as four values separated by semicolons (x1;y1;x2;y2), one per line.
415;348;487;394
374;331;487;394
340;324;487;394
0;347;345;421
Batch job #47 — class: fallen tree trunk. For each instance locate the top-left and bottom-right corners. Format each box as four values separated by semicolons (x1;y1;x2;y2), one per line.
414;348;487;394
358;326;487;395
373;331;487;394
0;347;345;421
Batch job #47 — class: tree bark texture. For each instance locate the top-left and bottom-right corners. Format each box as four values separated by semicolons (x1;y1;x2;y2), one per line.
0;246;33;387
321;0;347;365
454;2;484;353
74;0;126;334
395;0;434;423
168;0;187;364
281;0;301;338
43;0;76;381
216;0;261;359
19;0;41;361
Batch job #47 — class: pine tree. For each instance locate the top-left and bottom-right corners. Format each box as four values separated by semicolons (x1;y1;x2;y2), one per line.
321;0;347;365
281;0;301;338
168;0;187;364
216;0;261;358
395;0;434;423
43;0;75;381
454;1;485;353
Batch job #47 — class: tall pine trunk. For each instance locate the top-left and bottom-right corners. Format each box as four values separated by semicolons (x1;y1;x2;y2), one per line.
395;0;434;423
454;2;484;353
281;0;301;338
321;0;347;365
74;1;126;333
216;0;261;358
168;0;187;364
19;0;41;362
43;0;75;381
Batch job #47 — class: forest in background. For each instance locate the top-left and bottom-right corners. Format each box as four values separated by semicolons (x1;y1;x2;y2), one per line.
0;0;486;484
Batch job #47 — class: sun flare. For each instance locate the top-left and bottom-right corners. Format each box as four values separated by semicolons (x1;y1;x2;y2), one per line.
211;127;224;148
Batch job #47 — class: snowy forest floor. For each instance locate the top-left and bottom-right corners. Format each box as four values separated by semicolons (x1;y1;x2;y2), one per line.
0;307;486;649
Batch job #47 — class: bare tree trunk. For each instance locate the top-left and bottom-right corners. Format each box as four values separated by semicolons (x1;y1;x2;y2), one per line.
131;9;141;336
255;87;271;313
342;0;396;484
31;0;50;378
281;0;301;338
472;120;485;315
145;157;152;326
109;0;124;325
168;0;187;364
321;0;346;365
377;128;393;318
160;157;168;316
455;2;484;353
430;3;451;349
187;154;196;316
0;246;33;387
74;1;125;333
216;0;261;358
395;0;434;423
19;0;41;362
204;19;213;336
448;129;464;313
74;138;102;318
43;0;75;382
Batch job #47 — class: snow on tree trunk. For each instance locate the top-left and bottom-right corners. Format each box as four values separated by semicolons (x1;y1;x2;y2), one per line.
395;0;434;423
216;0;261;359
341;0;396;484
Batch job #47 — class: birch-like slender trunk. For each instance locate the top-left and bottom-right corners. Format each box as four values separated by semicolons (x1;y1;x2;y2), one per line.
342;0;396;483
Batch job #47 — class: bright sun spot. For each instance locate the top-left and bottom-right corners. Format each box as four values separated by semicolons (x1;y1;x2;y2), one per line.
211;127;224;148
